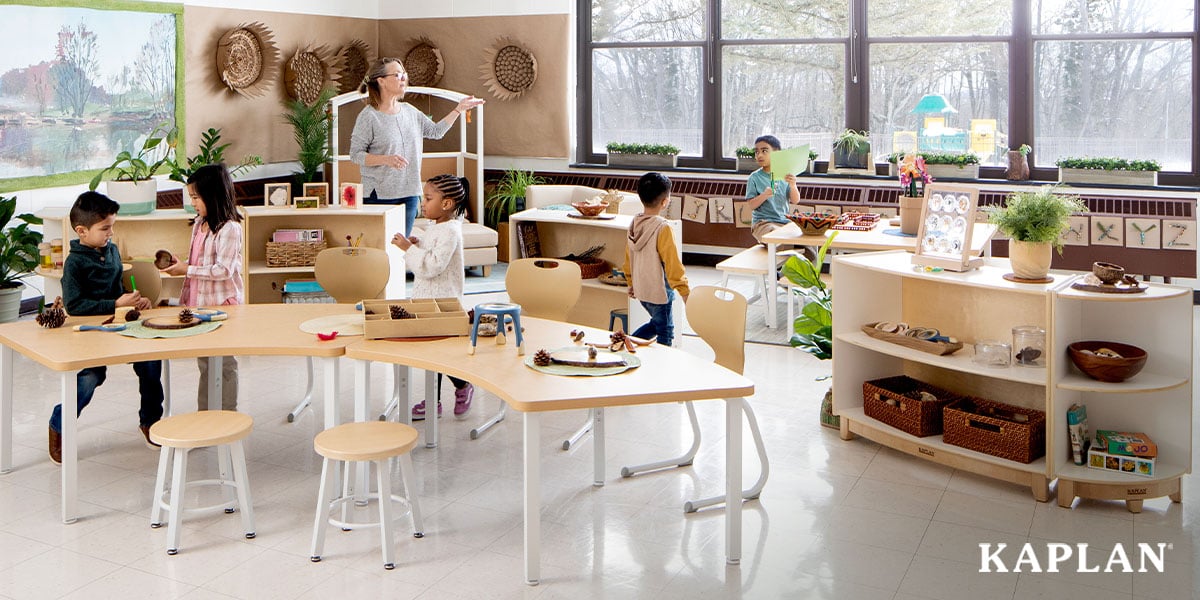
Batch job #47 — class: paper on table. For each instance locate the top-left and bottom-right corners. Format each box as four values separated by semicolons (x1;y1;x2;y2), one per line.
769;144;811;181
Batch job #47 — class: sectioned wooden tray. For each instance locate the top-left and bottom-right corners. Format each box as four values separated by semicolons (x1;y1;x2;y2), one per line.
861;322;963;356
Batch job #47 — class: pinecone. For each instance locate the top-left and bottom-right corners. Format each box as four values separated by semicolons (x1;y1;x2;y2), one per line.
390;305;414;319
610;331;626;345
125;309;141;322
533;349;552;366
179;308;194;323
36;297;67;329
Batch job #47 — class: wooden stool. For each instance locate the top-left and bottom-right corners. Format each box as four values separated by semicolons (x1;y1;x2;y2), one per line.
149;410;255;555
311;421;424;569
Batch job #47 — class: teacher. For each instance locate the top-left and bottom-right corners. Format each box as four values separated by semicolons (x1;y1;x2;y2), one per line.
350;57;485;236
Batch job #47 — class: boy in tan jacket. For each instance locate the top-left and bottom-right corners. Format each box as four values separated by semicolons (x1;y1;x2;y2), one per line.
622;172;690;346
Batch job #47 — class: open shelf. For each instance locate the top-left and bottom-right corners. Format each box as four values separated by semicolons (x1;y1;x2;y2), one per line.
1057;371;1188;394
1055;461;1187;485
838;331;1047;386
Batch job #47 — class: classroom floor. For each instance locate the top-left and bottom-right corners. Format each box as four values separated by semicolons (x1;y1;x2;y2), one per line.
0;272;1196;599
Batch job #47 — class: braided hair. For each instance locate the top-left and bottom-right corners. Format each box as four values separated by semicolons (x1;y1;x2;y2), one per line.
427;174;471;218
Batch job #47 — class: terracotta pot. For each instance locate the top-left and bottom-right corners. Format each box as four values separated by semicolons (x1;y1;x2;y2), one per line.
899;195;923;235
1006;151;1029;180
1008;239;1052;279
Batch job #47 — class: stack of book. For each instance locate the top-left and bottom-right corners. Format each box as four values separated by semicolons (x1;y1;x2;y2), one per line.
1086;430;1157;478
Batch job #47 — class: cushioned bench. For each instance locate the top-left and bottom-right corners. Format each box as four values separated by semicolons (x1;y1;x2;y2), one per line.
409;218;498;276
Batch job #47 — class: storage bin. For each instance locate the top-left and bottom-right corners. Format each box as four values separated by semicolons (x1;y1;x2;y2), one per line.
265;239;327;267
862;375;960;437
362;298;470;339
943;397;1046;463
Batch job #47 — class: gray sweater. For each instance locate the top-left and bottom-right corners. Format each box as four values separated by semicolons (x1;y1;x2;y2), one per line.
349;103;452;199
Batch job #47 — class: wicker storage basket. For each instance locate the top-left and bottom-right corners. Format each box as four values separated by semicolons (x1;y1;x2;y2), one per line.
572;257;610;279
862;375;960;437
266;240;327;267
943;397;1046;463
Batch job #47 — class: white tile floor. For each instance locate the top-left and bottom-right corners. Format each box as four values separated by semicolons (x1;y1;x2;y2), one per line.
0;267;1196;599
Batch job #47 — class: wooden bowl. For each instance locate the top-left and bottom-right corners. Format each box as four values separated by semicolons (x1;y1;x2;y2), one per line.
571;201;608;217
1067;340;1147;383
1092;261;1125;285
787;212;838;236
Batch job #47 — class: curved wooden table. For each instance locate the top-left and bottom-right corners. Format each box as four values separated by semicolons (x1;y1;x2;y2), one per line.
346;317;755;585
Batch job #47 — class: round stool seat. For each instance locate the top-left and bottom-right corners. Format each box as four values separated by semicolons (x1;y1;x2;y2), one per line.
315;422;419;462
150;411;253;448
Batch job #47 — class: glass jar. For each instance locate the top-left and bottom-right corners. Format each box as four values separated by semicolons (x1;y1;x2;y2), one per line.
38;243;53;269
1012;326;1046;367
50;238;64;268
972;340;1011;368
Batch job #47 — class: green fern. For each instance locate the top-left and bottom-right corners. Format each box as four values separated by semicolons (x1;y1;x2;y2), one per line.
282;88;337;183
985;185;1088;253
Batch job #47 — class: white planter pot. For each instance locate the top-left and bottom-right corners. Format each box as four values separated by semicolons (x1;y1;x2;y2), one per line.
0;282;23;324
105;179;158;215
1008;240;1053;280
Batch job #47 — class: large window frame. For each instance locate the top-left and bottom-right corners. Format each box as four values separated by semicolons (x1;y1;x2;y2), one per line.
578;1;1200;185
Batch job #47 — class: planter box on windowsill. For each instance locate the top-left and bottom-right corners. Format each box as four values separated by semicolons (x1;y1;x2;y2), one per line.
1059;168;1158;187
886;163;979;180
736;157;757;172
607;153;678;169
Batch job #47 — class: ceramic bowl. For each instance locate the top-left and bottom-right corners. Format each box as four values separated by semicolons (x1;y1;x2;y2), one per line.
571;201;608;217
787;212;838;236
1067;340;1147;383
1092;261;1125;285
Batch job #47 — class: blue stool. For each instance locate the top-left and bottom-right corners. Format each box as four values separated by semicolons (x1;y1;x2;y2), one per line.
470;302;524;356
609;308;628;332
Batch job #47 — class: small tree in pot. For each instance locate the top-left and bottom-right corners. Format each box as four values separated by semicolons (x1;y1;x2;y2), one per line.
985;185;1087;280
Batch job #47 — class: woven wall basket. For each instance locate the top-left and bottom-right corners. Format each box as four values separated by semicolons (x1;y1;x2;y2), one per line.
335;39;372;94
404;37;444;87
285;45;332;105
479;38;537;101
215;22;279;99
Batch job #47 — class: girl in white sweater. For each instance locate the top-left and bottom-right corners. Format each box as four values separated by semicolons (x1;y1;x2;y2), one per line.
391;174;474;419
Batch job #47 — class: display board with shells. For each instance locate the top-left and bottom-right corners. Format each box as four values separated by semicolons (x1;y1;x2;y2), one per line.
285;45;332;105
479;38;537;101
403;37;444;87
334;39;372;94
215;22;279;99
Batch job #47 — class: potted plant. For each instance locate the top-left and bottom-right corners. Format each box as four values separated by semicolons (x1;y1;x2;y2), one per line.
734;146;756;172
831;129;870;170
0;196;43;323
486;169;547;259
88;121;178;215
282;87;336;186
1055;156;1161;186
168;127;263;213
885;151;981;179
984;185;1088;280
1006;144;1031;180
605;142;680;169
782;233;838;428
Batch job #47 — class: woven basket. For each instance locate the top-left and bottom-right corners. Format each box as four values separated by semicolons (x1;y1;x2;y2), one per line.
862;375;960;437
266;240;327;267
943;397;1046;463
572;257;610;279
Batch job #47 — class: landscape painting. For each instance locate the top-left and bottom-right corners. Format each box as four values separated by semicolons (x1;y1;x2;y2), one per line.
0;2;181;190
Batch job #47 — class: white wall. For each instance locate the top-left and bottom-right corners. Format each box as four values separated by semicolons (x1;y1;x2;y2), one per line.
377;0;570;18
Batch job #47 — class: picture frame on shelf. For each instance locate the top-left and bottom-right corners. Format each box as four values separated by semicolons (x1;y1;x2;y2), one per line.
339;182;362;209
911;183;983;272
264;183;291;207
303;182;329;207
293;196;319;210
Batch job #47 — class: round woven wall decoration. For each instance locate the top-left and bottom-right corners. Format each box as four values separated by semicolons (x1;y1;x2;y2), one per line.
479;38;537;101
403;38;444;87
215;22;279;98
334;39;372;94
285;45;332;105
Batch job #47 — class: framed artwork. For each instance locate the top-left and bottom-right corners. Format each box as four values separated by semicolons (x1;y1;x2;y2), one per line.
664;195;682;221
1090;216;1124;246
339;182;363;209
303;182;329;207
1060;215;1089;247
682;195;707;223
1124;218;1160;249
911;183;983;272
1162;219;1195;250
709;197;734;224
264;183;291;207
293;196;319;210
734;201;752;228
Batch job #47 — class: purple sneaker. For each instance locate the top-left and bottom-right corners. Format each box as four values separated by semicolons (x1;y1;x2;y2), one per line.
411;400;442;421
453;384;474;416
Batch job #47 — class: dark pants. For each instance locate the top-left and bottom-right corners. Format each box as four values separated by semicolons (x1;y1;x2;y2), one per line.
49;361;165;432
365;192;420;236
633;290;676;347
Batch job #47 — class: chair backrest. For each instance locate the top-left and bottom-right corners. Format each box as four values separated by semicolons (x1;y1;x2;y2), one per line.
314;247;390;303
505;258;582;321
122;260;163;307
685;285;747;375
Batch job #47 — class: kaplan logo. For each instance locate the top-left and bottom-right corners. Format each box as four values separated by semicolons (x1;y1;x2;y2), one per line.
979;542;1171;573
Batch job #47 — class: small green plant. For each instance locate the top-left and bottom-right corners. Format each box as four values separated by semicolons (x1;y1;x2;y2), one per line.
809;149;819;161
885;151;980;166
605;142;680;156
0;195;43;288
985;185;1088;253
782;233;837;360
485;168;547;226
1016;144;1032;156
1055;157;1161;172
283;88;337;183
734;146;754;158
167;128;263;183
832;129;870;155
88;122;178;190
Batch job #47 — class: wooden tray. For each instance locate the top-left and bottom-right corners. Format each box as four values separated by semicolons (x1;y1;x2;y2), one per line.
1070;274;1146;294
861;323;963;356
142;316;204;330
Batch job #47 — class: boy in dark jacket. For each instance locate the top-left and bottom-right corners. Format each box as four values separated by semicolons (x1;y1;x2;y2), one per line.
48;191;161;464
621;172;689;346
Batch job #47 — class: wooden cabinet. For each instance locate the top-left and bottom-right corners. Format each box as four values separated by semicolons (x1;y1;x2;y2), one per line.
831;250;1191;510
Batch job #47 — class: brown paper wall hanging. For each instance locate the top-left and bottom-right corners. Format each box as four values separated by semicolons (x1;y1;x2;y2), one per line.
403;37;444;88
215;22;279;99
285;45;332;105
479;38;537;101
334;39;372;94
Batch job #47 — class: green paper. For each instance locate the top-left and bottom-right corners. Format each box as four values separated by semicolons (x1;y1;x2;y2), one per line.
770;145;811;181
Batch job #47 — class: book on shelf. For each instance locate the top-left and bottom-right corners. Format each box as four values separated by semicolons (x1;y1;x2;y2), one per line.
1095;430;1157;458
515;221;541;259
1066;403;1089;466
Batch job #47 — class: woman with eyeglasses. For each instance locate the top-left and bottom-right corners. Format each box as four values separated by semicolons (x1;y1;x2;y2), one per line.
350;57;485;236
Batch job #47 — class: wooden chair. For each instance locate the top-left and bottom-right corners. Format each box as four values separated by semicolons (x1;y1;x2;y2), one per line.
289;248;391;422
122;259;163;307
470;258;581;439
619;285;770;513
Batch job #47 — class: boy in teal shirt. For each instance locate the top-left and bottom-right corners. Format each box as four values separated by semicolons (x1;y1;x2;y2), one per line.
745;135;801;244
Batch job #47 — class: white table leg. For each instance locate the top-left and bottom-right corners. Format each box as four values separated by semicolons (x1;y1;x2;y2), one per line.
424;370;438;449
592;407;604;487
61;371;78;524
523;412;541;585
321;356;339;430
353;360;371;505
765;243;778;328
207;356;221;411
726;397;743;564
0;345;11;474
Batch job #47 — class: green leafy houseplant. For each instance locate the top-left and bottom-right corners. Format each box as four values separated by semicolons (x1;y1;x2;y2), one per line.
605;142;681;156
485;168;547;227
87;122;178;190
167;128;263;183
283;88;337;183
0;195;44;289
985;185;1088;254
782;233;838;427
734;146;754;158
1055;157;1161;172
832;129;870;156
1016;144;1032;156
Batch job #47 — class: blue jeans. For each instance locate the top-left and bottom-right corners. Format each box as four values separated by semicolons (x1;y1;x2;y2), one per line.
365;192;419;236
633;290;676;347
49;361;165;433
